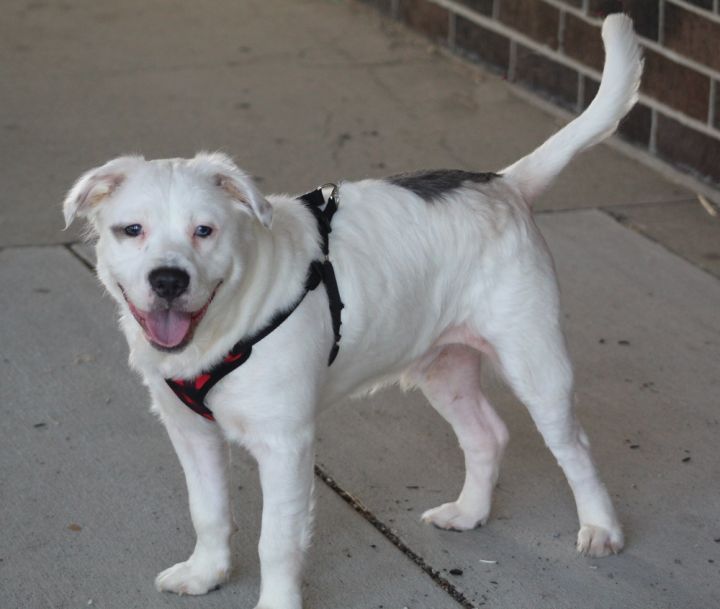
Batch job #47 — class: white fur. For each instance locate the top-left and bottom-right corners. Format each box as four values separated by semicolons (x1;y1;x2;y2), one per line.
502;14;643;203
63;15;641;609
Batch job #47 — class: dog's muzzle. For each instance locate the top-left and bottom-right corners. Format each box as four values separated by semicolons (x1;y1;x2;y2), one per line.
121;280;220;352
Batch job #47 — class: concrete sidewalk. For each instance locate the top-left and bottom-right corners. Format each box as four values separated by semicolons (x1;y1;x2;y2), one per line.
2;1;719;608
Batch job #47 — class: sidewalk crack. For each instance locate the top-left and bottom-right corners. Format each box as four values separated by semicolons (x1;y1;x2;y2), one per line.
600;208;720;281
63;243;95;273
314;464;475;609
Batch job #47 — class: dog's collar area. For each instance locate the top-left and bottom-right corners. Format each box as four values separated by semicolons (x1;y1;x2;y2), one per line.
164;184;344;422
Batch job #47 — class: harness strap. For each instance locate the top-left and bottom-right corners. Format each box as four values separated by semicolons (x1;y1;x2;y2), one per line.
164;185;343;421
299;184;343;364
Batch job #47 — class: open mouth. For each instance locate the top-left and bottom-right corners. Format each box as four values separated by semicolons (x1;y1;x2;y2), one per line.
120;283;221;352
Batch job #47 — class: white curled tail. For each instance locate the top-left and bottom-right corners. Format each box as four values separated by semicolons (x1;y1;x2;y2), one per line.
501;14;643;205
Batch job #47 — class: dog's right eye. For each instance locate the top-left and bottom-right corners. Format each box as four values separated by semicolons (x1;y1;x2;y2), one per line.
124;224;143;237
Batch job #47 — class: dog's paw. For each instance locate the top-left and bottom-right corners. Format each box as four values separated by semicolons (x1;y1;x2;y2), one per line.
576;524;624;557
253;591;302;609
155;557;228;596
421;501;488;531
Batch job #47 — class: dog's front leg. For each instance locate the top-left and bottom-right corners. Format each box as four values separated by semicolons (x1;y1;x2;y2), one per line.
248;425;315;609
152;390;233;595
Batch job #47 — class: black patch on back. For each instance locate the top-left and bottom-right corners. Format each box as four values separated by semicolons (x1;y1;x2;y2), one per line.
386;169;500;202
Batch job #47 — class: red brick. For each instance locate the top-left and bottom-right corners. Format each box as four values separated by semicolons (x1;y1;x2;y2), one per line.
618;103;652;147
397;0;449;43
499;0;560;49
641;49;709;122
456;0;494;16
563;14;604;71
587;0;623;17
357;0;393;16
455;15;510;73
514;45;579;110
664;3;720;73
582;76;600;108
582;76;651;146
588;1;659;40
682;0;714;9
656;114;720;185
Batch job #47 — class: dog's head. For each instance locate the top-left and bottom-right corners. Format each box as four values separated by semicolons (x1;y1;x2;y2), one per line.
63;152;272;353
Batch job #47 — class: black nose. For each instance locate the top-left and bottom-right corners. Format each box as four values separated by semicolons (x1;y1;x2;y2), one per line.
148;267;190;300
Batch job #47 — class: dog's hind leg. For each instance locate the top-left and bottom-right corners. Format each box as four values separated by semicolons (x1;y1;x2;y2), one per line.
416;344;509;531
489;311;623;557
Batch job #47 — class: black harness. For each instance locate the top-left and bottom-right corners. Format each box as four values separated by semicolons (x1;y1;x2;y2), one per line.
164;185;344;421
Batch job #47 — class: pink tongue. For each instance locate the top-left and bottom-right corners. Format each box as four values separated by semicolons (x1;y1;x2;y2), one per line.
145;309;192;348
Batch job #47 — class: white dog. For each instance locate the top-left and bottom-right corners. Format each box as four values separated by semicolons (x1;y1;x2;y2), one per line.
63;15;641;609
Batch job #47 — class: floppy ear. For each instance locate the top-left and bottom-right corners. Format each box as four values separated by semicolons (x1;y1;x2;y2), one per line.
192;152;273;228
62;155;144;229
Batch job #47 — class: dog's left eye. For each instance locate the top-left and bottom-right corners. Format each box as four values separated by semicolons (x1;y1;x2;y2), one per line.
194;225;213;238
124;224;143;237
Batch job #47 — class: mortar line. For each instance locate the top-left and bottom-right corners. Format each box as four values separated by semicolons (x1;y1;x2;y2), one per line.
666;0;720;24
576;73;585;113
314;464;476;609
649;107;658;154
709;79;717;127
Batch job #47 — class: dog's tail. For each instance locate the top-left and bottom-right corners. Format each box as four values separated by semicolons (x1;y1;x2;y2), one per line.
500;14;642;205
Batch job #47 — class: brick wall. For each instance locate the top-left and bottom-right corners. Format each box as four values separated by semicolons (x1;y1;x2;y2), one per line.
360;0;720;190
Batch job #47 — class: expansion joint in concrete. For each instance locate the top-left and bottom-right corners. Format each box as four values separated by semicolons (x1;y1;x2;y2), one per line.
314;464;476;609
599;208;720;282
64;243;95;272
